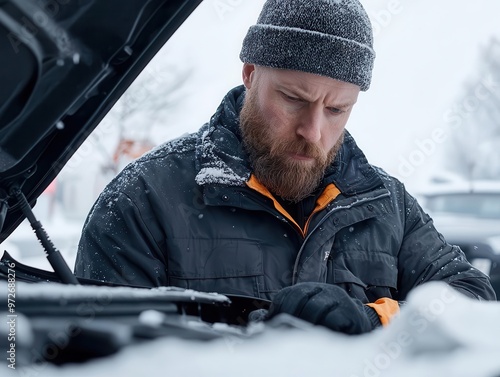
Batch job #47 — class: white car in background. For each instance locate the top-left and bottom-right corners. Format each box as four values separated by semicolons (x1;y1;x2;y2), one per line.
418;180;500;297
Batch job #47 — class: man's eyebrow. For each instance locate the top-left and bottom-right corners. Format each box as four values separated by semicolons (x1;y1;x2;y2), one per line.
276;84;356;109
328;101;357;110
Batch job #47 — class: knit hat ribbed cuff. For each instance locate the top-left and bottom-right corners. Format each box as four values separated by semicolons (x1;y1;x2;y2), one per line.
240;24;375;91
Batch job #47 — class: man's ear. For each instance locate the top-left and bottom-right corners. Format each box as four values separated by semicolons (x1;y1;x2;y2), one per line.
242;63;256;89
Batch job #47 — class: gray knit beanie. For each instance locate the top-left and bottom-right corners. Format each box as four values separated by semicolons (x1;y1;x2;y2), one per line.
240;0;375;91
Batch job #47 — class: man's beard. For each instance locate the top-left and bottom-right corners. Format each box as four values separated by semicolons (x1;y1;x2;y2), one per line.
240;89;344;203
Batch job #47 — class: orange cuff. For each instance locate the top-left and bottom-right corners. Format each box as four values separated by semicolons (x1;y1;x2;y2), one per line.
366;298;400;326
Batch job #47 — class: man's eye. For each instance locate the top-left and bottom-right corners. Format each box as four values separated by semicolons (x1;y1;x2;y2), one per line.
283;93;300;102
328;107;343;114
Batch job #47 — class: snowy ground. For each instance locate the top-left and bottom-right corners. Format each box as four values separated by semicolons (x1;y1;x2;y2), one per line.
3;282;500;377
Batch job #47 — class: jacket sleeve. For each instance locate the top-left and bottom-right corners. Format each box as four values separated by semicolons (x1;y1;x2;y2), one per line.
74;187;167;288
397;190;496;301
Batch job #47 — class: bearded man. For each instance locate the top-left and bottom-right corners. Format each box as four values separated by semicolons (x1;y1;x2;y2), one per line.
75;0;496;334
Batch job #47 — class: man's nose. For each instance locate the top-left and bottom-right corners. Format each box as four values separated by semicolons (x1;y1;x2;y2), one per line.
295;108;322;143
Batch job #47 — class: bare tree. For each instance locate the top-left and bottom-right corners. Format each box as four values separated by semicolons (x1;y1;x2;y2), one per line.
98;60;193;174
443;37;500;181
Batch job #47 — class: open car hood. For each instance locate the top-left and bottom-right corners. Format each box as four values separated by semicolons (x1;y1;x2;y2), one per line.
0;0;202;242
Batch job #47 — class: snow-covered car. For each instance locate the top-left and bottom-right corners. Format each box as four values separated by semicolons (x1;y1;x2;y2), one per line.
2;1;500;377
418;181;500;297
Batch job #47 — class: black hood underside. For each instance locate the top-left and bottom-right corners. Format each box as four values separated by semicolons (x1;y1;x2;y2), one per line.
0;0;202;241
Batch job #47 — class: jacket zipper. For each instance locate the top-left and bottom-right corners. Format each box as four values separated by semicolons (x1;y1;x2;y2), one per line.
291;191;391;284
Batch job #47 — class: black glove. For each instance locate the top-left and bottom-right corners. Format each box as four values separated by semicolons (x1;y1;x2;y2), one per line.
267;282;381;334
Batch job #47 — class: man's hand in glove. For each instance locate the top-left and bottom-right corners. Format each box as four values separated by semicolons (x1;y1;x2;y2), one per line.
267;282;382;334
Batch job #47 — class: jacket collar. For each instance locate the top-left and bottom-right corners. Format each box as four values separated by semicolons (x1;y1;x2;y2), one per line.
324;131;386;196
195;85;386;196
195;86;250;187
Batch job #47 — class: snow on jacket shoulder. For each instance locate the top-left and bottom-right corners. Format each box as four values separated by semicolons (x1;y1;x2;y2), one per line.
75;86;496;313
